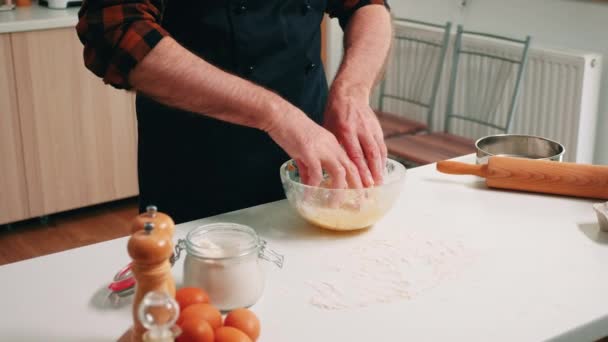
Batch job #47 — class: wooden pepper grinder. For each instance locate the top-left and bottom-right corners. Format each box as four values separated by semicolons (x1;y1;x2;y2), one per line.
128;222;176;342
132;205;175;237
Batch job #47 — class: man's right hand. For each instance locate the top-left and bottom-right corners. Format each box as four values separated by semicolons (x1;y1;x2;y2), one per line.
267;107;362;189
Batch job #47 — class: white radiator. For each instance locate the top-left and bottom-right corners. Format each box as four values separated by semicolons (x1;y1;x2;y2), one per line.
376;25;602;163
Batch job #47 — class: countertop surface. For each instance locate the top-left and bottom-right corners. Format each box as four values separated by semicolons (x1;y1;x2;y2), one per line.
0;2;78;34
1;155;607;341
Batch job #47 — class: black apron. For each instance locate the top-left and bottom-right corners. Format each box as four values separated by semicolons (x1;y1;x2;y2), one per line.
136;0;328;223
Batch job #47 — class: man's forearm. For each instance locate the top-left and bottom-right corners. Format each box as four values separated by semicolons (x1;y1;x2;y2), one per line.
129;37;301;132
332;5;392;97
323;5;391;185
129;36;360;188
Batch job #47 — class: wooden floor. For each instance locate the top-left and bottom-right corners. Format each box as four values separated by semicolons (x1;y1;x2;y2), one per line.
0;197;138;266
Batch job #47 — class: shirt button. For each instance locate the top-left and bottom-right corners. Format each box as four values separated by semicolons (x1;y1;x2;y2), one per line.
305;63;317;74
301;2;312;15
234;2;247;14
246;65;255;76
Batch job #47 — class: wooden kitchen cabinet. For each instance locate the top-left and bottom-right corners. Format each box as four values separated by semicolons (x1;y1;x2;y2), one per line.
10;28;139;218
0;34;30;225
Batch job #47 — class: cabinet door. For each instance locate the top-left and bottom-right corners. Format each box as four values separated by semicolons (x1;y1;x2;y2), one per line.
0;34;30;224
11;28;139;217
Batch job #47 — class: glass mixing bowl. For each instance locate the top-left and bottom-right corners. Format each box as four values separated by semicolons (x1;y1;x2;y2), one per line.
280;159;406;231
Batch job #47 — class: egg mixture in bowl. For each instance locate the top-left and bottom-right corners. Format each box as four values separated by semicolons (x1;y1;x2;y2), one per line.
280;158;406;231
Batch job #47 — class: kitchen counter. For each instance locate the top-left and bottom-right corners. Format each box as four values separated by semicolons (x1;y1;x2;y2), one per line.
1;154;607;341
0;2;78;34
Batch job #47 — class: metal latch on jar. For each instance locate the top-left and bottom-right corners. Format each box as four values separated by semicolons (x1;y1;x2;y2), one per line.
170;239;187;265
258;240;284;268
171;238;284;268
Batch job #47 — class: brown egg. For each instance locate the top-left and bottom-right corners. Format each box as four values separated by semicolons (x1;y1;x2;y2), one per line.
224;308;260;341
177;303;222;329
176;318;214;342
214;327;252;342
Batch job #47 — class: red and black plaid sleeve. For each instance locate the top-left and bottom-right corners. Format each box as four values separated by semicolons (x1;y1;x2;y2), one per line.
76;0;169;89
326;0;390;29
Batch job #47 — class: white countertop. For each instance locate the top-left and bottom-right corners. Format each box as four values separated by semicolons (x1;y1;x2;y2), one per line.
0;2;78;34
1;154;607;341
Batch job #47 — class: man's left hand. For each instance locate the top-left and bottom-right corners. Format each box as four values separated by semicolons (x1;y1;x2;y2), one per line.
324;85;387;188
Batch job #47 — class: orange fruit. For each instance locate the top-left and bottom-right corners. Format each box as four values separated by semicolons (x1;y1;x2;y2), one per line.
224;309;260;341
176;317;214;342
175;287;210;311
177;303;222;329
214;327;252;342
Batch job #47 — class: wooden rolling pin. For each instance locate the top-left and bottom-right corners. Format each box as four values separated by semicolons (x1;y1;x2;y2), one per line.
437;156;608;200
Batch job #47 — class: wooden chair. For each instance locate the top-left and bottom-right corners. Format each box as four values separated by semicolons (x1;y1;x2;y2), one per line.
376;18;451;138
386;25;532;165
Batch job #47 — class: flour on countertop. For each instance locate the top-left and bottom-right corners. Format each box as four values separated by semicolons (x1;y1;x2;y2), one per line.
305;233;476;310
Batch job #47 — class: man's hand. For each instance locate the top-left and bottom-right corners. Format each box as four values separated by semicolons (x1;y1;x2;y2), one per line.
324;85;387;187
325;4;392;187
267;106;362;189
128;38;361;189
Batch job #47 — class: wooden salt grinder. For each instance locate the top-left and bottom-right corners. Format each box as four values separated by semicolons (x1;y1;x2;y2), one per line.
128;223;176;342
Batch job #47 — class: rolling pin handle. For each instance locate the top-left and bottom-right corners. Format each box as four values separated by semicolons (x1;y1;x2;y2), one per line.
436;160;488;178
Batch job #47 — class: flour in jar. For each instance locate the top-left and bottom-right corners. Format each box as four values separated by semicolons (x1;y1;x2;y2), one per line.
304;233;476;310
183;237;265;312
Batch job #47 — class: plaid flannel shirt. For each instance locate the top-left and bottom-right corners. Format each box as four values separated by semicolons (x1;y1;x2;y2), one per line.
76;0;389;89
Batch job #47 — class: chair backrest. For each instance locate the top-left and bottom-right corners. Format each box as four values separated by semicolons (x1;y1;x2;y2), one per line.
378;18;451;129
444;25;531;136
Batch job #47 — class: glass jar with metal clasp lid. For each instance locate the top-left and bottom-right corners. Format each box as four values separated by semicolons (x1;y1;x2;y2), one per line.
172;223;284;312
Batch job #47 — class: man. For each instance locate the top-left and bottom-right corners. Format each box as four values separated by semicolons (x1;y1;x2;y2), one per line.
77;0;392;223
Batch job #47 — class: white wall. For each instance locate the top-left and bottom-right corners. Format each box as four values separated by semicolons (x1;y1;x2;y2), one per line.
326;0;608;164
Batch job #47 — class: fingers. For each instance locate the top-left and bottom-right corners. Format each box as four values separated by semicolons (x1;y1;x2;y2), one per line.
369;113;388;167
379;135;388;169
289;122;363;190
371;118;388;181
306;159;324;187
323;161;347;189
296;159;315;202
341;157;363;189
341;133;375;188
376;135;388;181
359;131;384;185
324;163;345;209
320;132;361;189
295;159;309;184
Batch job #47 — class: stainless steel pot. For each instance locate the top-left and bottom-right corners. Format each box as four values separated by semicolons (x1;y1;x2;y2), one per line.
475;134;565;164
